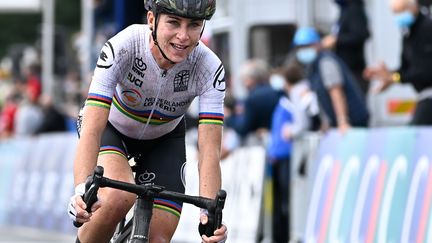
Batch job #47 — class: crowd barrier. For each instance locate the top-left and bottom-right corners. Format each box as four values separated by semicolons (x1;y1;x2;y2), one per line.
0;132;267;242
2;127;430;243
0;133;77;234
300;127;432;243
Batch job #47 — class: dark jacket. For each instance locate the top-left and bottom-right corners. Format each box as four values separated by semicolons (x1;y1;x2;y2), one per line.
399;12;432;92
308;51;369;127
227;84;282;138
335;0;370;73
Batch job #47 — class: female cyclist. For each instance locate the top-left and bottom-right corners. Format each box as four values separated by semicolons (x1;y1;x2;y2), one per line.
67;0;228;242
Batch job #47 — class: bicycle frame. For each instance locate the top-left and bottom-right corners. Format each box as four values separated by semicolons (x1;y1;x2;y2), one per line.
74;166;226;243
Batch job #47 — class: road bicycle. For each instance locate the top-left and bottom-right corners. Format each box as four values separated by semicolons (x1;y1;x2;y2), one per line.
73;165;226;243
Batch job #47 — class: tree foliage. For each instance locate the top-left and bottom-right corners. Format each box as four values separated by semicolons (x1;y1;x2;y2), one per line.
0;0;80;59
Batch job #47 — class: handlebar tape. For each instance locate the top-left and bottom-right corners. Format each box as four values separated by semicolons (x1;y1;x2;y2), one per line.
73;166;104;228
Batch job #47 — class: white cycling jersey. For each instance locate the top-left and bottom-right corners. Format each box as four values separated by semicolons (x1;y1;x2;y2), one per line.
87;24;226;139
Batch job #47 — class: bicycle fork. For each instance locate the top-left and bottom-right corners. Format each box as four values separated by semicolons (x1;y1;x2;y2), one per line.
129;195;153;243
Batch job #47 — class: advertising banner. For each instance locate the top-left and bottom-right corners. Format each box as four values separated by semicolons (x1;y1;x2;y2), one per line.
304;127;432;243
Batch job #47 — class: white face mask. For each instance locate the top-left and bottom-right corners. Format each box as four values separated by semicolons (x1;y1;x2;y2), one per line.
269;74;286;91
296;47;318;64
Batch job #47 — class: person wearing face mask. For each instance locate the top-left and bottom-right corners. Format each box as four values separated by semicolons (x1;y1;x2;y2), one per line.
363;0;432;125
293;27;369;133
322;0;370;95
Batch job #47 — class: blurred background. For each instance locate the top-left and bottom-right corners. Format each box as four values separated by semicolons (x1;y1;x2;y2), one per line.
1;0;432;242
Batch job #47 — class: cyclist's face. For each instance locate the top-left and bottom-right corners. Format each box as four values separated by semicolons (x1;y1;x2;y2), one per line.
149;12;204;65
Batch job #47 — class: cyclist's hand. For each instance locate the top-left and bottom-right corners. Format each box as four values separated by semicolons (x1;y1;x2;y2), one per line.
67;183;101;224
200;210;228;243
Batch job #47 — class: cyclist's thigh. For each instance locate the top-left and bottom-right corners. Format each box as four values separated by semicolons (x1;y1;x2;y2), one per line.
149;208;180;241
77;123;136;243
96;122;135;213
98;122;134;184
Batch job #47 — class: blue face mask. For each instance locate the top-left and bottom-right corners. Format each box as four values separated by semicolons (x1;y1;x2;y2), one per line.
395;11;415;28
296;47;318;64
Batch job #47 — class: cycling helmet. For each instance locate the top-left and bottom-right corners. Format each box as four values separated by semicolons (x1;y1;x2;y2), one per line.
293;27;321;46
145;0;216;20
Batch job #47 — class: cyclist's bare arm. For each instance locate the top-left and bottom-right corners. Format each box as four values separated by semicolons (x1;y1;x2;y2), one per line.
198;123;222;199
197;124;228;242
74;105;109;184
73;105;109;223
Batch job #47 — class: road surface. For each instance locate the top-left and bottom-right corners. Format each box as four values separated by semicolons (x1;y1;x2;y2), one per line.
0;227;75;243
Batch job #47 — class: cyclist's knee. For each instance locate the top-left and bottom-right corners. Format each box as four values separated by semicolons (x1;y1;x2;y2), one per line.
100;188;135;221
149;212;179;243
149;233;171;243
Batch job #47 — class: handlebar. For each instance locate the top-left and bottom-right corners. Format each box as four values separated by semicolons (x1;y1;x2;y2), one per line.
199;189;226;237
73;166;227;237
73;166;104;227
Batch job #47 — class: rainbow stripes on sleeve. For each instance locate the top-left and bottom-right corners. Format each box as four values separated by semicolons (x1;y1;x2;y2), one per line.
199;112;224;126
98;145;127;160
85;93;112;109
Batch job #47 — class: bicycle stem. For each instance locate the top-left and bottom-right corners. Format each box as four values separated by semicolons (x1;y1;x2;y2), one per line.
129;196;154;243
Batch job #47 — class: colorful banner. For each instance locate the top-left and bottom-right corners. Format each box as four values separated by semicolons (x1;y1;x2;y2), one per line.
305;127;432;243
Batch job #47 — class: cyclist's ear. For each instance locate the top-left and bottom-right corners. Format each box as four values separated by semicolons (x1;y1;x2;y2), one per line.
147;11;155;31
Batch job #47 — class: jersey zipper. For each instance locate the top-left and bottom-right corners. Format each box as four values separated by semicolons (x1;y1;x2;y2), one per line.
139;70;166;139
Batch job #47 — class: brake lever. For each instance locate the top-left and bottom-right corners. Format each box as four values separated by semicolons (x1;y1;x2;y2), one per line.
73;166;104;228
198;190;227;237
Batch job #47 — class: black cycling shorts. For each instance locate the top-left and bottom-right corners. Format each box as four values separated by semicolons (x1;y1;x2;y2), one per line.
98;119;187;218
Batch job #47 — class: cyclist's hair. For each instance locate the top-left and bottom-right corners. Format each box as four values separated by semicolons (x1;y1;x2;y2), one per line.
144;0;216;20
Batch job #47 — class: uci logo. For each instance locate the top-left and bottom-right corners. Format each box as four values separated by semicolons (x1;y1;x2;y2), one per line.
127;72;143;88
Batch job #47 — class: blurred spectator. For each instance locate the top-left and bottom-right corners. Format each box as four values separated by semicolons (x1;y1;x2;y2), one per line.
0;67;14;109
35;95;67;134
266;61;319;243
220;94;240;160
293;27;369;133
14;80;43;137
322;0;370;95
0;90;21;139
281;61;321;134
23;63;42;101
363;0;432;125
225;58;283;142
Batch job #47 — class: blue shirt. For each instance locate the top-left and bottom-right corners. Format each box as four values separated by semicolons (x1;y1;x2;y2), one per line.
267;97;293;161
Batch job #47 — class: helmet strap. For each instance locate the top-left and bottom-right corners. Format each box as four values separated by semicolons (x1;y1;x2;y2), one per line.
152;12;176;65
197;21;206;46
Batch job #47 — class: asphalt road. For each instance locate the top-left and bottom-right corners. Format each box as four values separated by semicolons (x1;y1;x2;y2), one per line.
0;227;75;243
